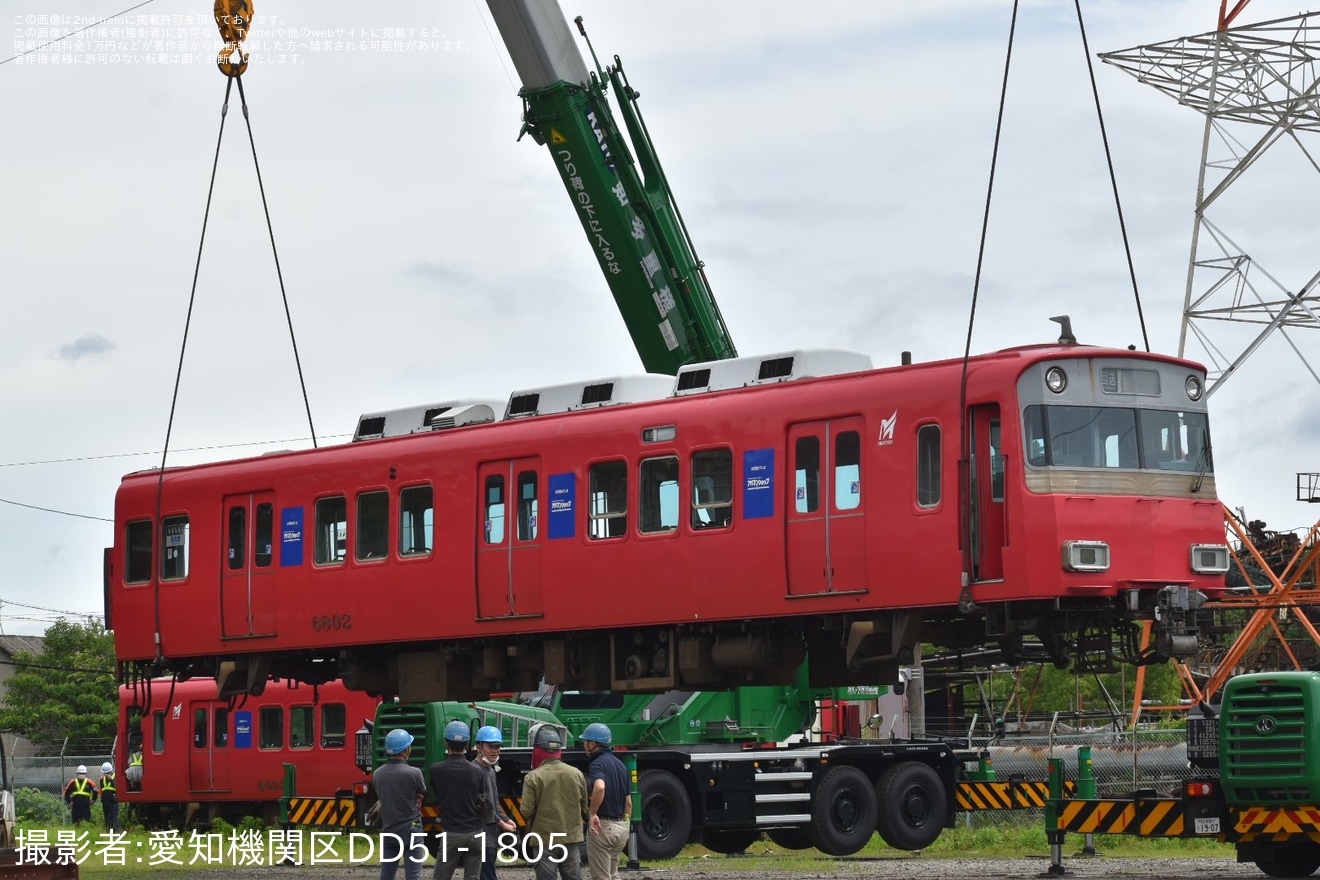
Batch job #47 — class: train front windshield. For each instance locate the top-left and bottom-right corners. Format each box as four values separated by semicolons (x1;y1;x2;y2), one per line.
1023;404;1211;473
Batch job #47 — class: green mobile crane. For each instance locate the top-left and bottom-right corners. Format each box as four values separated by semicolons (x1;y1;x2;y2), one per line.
485;0;737;375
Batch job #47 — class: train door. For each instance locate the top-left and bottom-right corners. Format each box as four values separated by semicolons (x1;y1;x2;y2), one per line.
476;458;543;619
786;418;868;596
221;492;278;638
968;404;1005;582
188;701;230;793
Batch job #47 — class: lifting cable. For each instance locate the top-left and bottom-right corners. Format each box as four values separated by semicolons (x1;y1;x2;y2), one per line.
152;1;317;660
956;0;1151;614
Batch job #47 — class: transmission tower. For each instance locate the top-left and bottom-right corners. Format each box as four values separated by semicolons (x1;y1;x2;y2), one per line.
1100;12;1320;396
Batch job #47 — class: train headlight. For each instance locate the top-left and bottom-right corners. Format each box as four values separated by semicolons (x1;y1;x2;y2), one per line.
1062;540;1110;572
1045;367;1068;394
1185;375;1204;401
1190;544;1229;574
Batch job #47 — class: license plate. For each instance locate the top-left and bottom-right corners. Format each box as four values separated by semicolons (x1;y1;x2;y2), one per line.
1194;817;1221;835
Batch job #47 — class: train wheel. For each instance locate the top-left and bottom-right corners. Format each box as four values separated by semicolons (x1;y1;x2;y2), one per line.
637;770;691;861
874;761;945;851
701;827;758;855
807;765;878;856
1255;846;1320;878
766;827;813;850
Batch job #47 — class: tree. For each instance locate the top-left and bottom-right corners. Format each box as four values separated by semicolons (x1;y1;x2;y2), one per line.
0;618;116;745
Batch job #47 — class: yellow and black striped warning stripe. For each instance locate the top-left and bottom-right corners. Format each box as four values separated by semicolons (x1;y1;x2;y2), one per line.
956;780;1076;811
1235;806;1320;842
419;796;528;835
287;796;356;828
1057;798;1184;836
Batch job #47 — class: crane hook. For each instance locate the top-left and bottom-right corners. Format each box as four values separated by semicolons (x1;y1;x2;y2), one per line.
214;0;253;78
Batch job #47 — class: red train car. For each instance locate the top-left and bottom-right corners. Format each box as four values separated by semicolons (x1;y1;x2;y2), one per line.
107;339;1227;700
118;677;378;826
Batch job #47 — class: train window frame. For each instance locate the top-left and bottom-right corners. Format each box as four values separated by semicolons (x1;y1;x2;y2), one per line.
516;471;539;541
161;515;189;581
917;424;942;509
321;703;347;749
289;705;314;750
355;490;389;562
398;484;434;557
314;496;348;566
639;455;680;534
588;459;628;540
125;520;153;585
259;706;284;750
214;707;230;748
227;505;246;571
794;436;821;514
691;447;733;530
254;502;274;568
833;431;862;512
484;474;506;545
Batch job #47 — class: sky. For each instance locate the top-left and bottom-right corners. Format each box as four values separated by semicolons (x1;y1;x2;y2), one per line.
1;0;1317;636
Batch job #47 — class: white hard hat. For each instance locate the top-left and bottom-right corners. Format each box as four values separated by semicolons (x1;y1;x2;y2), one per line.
76;765;87;774
101;762;113;774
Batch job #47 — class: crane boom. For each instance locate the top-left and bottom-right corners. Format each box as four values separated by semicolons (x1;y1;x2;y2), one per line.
486;0;736;374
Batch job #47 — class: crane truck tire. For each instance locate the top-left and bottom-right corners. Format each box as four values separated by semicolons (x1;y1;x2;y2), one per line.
1253;845;1320;878
873;761;946;851
807;765;879;856
766;827;813;850
636;770;691;861
700;827;759;855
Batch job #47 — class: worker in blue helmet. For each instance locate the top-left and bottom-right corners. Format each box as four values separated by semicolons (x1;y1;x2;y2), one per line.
472;726;515;880
580;723;630;880
429;720;485;880
373;728;426;880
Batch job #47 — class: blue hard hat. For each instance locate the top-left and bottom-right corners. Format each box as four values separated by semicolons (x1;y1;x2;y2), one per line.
444;720;471;743
474;725;504;745
579;722;612;746
384;728;415;756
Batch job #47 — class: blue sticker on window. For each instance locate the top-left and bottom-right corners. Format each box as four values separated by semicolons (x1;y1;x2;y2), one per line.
743;448;775;519
234;711;252;749
280;507;304;567
548;473;576;539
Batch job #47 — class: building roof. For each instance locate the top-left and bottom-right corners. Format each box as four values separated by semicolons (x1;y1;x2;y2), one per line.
0;635;45;658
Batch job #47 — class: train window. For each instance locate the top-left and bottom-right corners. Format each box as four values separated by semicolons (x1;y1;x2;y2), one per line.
215;708;229;748
254;502;274;568
917;425;941;508
794;437;821;514
321;703;347;748
989;420;1004;502
833;432;861;511
259;706;283;749
691;449;733;529
193;708;207;748
517;471;538;541
290;705;314;750
639;456;679;533
227;505;246;570
1138;410;1213;472
161;515;189;581
125;520;153;584
315;496;348;565
588;461;628;539
399;485;434;556
152;711;165;753
1026;405;1139;469
356;491;389;561
484;475;506;544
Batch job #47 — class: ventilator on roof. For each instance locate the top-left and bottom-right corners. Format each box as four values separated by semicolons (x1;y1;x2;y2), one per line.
504;375;674;420
353;400;502;441
672;349;874;396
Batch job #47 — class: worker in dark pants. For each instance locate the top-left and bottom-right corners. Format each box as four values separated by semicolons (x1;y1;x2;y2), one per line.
99;762;120;832
63;765;97;825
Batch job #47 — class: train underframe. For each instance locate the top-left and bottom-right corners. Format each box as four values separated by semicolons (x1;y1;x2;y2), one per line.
127;587;1208;699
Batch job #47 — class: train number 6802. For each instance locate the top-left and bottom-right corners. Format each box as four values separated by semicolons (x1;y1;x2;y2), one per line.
311;614;352;632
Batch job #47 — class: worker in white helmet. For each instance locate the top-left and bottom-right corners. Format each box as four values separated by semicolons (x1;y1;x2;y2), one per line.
63;765;98;825
99;761;119;832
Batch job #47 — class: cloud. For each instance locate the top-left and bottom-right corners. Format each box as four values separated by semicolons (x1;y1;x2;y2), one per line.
55;334;114;362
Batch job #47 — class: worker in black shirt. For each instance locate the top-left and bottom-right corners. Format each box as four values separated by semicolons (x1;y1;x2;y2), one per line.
429;720;486;880
580;724;630;880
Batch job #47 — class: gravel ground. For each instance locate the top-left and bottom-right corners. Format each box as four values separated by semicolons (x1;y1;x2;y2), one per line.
133;854;1269;880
